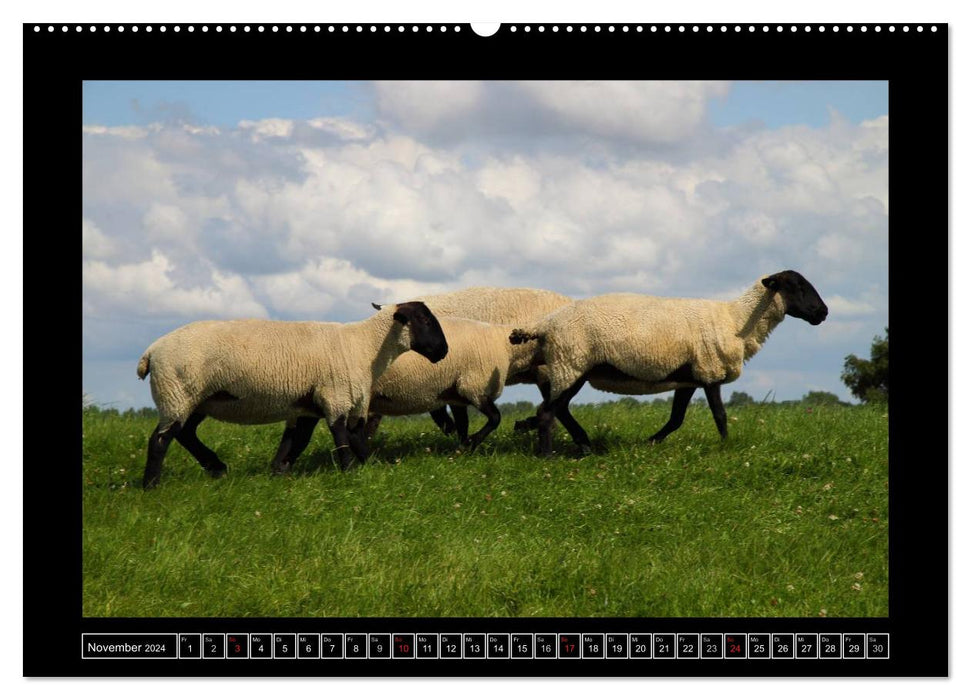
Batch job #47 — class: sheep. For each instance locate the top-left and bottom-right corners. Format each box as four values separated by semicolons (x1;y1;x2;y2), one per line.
365;317;541;450
398;287;580;443
509;270;828;456
135;301;448;488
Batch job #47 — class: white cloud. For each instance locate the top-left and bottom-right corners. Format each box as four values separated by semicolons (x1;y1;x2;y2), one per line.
374;80;486;131
83;251;267;320
82;219;115;260
238;118;295;140
372;80;731;145
517;80;731;144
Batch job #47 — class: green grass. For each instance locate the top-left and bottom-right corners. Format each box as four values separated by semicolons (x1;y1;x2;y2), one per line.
82;401;888;618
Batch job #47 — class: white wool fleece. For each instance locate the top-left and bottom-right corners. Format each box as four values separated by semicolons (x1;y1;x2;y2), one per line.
137;309;413;430
370;317;538;416
518;278;788;401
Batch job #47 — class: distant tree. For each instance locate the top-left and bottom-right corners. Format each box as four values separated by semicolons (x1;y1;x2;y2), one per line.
616;397;640;409
801;391;842;406
727;391;755;407
651;396;673;406
841;328;889;403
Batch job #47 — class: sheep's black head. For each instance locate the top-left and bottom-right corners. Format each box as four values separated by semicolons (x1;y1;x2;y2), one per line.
762;270;828;325
376;301;448;363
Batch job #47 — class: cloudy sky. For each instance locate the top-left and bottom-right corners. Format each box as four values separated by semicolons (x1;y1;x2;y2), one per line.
82;80;888;409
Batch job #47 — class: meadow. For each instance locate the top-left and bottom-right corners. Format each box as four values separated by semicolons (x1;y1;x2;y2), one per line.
82;400;888;618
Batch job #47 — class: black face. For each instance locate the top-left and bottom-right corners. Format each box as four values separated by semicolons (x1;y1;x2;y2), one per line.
761;270;828;325
392;301;449;363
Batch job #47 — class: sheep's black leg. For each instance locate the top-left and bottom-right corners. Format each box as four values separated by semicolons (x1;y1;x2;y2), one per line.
288;417;320;462
143;420;182;489
270;417;319;475
347;418;370;463
429;406;455;435
648;387;696;444
537;378;587;457
175;412;227;478
556;403;592;455
364;414;383;440
270;424;297;475
452;405;470;444
464;399;502;451
703;383;729;439
328;416;356;471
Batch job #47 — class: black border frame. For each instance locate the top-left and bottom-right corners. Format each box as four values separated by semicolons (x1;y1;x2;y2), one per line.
24;21;947;677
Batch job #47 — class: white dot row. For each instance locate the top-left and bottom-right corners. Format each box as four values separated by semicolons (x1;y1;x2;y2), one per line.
32;24;939;34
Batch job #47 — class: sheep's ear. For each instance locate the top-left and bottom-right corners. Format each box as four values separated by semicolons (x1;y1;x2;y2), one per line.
371;302;384;310
762;275;780;291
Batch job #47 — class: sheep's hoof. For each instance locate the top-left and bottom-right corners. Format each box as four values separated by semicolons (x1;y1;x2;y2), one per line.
142;476;161;490
270;464;290;477
206;463;228;478
577;444;593;457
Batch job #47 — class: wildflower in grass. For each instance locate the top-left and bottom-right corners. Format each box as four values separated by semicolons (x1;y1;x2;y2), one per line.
819;609;828;617
854;571;864;580
823;482;833;491
852;582;862;591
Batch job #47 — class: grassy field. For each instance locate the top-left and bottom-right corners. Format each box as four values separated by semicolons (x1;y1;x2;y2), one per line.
82;400;888;618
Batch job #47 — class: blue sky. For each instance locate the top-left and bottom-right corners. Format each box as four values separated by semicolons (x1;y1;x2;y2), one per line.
82;80;888;410
84;80;887;131
83;80;375;127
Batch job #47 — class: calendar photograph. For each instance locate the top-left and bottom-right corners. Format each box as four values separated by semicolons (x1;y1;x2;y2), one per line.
80;76;892;620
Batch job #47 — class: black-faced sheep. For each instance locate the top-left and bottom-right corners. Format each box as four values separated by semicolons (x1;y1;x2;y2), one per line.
135;302;448;487
366;317;540;450
509;270;828;455
407;287;581;443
